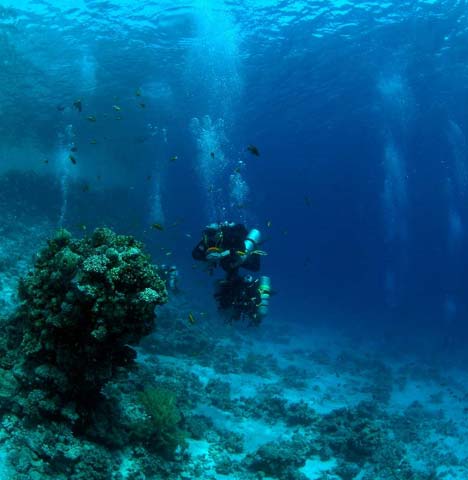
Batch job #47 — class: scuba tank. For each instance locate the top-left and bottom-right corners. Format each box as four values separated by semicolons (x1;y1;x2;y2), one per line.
244;228;261;254
258;275;271;316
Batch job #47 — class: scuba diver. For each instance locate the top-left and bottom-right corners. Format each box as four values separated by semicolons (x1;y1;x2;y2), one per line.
157;264;180;293
192;222;271;325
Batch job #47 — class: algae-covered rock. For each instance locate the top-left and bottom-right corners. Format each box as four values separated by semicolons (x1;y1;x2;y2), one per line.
246;434;313;480
10;227;167;423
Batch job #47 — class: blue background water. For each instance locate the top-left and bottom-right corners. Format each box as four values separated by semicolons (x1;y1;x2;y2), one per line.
2;0;468;354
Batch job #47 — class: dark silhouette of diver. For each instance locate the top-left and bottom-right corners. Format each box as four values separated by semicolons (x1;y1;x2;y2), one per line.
192;222;271;325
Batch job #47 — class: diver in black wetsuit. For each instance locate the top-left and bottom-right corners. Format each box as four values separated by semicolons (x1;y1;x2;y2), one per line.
192;222;271;325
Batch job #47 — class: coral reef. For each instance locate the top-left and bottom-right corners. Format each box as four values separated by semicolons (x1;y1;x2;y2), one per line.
246;434;314;480
3;227;167;425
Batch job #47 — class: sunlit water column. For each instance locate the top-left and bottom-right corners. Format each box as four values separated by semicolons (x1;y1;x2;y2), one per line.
56;124;75;227
378;73;412;307
188;0;246;223
444;120;468;323
382;138;408;307
56;52;96;227
79;52;97;93
149;166;165;225
190;116;229;221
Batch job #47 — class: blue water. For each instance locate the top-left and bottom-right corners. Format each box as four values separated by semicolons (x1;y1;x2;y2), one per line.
2;1;467;342
2;1;468;359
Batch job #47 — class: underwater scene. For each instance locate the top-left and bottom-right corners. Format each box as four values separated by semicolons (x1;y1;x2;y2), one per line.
1;0;468;479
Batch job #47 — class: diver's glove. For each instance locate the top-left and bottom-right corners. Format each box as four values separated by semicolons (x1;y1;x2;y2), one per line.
206;252;221;263
206;249;230;264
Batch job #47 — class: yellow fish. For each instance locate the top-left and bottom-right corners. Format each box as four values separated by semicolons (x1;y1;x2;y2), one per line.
188;312;196;325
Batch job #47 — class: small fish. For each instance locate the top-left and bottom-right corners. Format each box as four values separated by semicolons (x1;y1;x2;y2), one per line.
69;155;77;165
73;99;82;112
165;251;172;256
112;105;121;112
151;223;164;231
43;159;49;164
247;144;260;156
304;195;311;207
185;233;192;238
56;104;65;112
252;250;268;256
267;220;272;227
70;146;78;152
135;88;142;97
234;167;241;174
77;223;87;231
87;115;96;122
90;139;97;145
139;103;146;108
188;312;196;325
210;152;215;159
82;184;90;192
170;155;178;162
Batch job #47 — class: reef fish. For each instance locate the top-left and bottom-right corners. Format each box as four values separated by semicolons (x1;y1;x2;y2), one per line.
247;144;260;156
